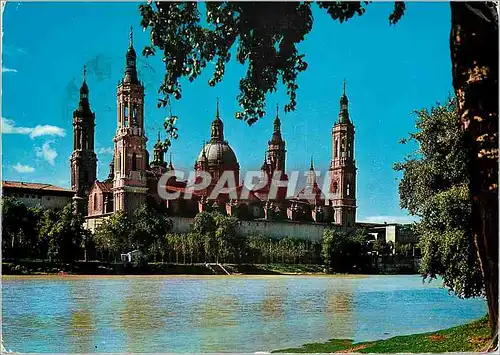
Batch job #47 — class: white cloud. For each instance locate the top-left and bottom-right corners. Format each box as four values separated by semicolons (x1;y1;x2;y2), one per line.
2;117;65;138
2;67;18;73
30;125;66;138
2;117;31;134
96;147;114;155
359;215;419;225
35;141;58;166
13;163;35;173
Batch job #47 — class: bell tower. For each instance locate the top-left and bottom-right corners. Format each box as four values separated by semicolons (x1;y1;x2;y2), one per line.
70;66;97;215
266;104;287;175
259;105;288;201
329;81;357;226
112;27;148;215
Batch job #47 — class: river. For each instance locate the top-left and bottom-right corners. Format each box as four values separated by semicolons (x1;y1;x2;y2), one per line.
2;274;486;353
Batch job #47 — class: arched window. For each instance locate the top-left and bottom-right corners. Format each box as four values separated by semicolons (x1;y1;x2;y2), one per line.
124;102;129;126
332;181;338;194
94;194;98;210
132;153;137;171
132;104;138;125
335;140;339;158
347;183;350;196
116;152;121;171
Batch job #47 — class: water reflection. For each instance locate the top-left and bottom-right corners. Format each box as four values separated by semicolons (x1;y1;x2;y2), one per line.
261;279;286;320
1;275;487;353
324;282;356;340
68;279;96;353
120;278;169;352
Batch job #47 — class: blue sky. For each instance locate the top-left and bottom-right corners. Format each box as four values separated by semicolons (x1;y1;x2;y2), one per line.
2;2;452;223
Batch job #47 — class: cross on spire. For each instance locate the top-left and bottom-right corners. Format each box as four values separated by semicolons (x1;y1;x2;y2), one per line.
216;97;220;119
129;26;133;47
83;65;87;82
343;78;346;95
276;103;279;118
310;156;314;170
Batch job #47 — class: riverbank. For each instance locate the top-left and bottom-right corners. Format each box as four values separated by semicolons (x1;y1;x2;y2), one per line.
272;316;493;353
2;260;418;276
2;261;327;276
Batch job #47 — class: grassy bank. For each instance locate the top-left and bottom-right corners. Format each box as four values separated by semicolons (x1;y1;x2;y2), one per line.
273;316;492;353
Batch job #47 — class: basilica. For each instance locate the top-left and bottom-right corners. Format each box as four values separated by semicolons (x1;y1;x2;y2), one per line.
72;29;357;228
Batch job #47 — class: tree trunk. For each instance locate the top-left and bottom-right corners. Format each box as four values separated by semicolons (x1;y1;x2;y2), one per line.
450;2;498;338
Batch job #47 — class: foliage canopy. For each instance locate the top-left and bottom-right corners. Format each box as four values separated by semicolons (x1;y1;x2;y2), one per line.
394;99;483;298
139;1;405;146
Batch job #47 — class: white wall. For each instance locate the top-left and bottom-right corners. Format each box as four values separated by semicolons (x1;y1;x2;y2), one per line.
4;191;71;209
169;216;328;241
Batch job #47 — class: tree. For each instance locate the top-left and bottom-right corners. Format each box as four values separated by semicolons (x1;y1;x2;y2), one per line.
396;101;482;294
140;1;498;334
38;204;86;263
322;228;368;273
395;100;484;299
450;2;498;336
139;2;404;128
93;211;133;261
193;211;216;235
213;213;240;263
132;204;173;258
2;197;29;259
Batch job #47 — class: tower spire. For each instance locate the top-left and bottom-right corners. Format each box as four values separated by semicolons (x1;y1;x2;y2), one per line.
338;79;350;124
123;26;139;84
78;65;90;110
271;103;283;142
310;156;314;170
210;99;224;142
216;97;220;119
168;152;174;170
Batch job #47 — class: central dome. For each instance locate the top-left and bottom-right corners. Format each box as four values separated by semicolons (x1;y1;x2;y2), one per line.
197;141;238;165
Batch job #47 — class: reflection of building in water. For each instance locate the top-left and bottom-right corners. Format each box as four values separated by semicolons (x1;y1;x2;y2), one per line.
68;279;97;353
324;283;356;338
198;293;241;352
120;280;167;352
260;280;286;320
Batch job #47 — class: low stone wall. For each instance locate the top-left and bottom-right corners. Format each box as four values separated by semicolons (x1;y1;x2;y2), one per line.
169;216;330;241
236;219;329;241
374;256;421;274
86;214;330;241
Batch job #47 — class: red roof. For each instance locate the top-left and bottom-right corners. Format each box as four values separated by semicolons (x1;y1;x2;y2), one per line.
294;182;326;202
94;181;113;193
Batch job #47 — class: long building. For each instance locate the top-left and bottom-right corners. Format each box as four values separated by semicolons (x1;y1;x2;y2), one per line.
2;181;74;209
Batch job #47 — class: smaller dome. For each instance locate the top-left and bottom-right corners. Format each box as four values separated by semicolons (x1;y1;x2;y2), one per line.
197;141;238;166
